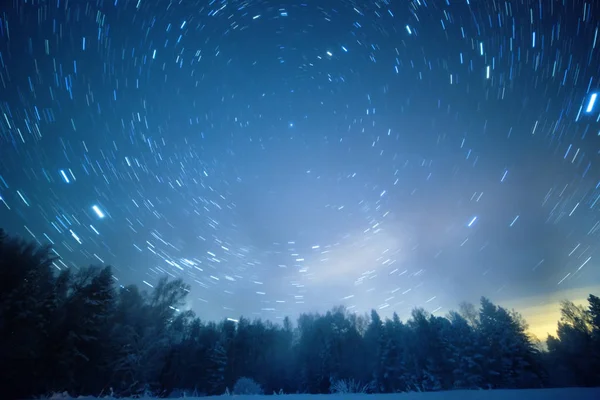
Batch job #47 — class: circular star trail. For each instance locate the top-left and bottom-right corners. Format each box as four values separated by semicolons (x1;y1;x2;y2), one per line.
0;0;599;323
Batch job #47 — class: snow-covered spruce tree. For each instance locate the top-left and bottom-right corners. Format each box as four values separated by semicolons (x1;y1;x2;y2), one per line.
478;297;543;389
206;341;227;395
379;314;408;393
107;277;191;396
295;312;327;393
403;309;454;391
364;309;385;391
445;311;485;389
294;306;370;394
107;284;149;395
156;309;196;395
260;316;295;394
65;266;116;395
326;306;369;390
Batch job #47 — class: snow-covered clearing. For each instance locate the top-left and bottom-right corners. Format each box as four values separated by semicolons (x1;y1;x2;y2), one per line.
55;388;600;400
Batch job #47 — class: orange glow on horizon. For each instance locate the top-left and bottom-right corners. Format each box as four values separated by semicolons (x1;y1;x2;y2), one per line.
501;286;600;342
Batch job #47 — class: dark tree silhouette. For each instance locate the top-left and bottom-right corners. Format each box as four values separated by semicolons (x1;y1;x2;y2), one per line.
546;297;600;387
0;229;598;398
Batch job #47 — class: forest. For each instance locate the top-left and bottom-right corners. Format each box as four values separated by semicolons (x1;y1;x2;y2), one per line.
0;228;599;399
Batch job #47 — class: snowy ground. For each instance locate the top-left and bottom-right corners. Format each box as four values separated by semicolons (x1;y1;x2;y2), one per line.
56;388;600;400
220;389;599;400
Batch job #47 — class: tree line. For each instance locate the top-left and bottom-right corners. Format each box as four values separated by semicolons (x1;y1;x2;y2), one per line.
0;228;599;398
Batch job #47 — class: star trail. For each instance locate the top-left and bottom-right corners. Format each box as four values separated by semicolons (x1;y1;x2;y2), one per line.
0;0;599;328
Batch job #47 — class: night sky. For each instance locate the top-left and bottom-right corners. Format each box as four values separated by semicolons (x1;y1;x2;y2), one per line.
1;0;599;333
